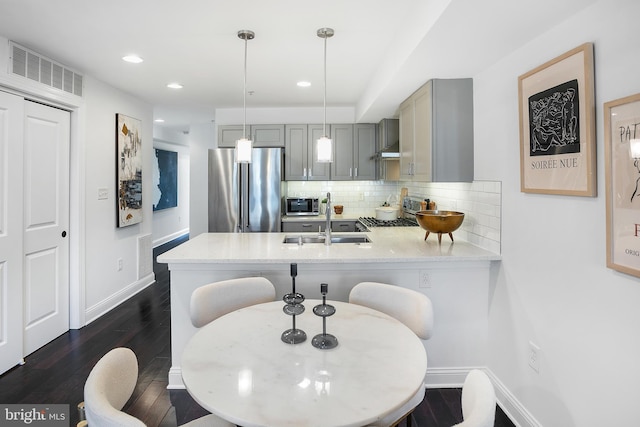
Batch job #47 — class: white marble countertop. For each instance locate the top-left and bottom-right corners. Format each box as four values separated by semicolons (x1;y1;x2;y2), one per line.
158;227;500;265
181;300;427;427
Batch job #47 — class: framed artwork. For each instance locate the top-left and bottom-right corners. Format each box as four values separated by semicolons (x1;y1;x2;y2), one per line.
518;43;596;196
604;93;640;278
116;113;143;227
152;148;178;211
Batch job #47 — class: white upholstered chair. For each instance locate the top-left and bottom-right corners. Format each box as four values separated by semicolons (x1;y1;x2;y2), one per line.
349;281;434;427
84;347;235;427
452;369;496;427
190;277;276;328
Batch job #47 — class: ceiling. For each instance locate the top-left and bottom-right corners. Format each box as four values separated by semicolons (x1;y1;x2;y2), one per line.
0;0;598;132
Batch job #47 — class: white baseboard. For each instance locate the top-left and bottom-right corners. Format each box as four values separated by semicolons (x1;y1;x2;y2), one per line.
84;273;155;325
153;229;189;248
424;366;471;388
168;366;185;389
486;369;541;427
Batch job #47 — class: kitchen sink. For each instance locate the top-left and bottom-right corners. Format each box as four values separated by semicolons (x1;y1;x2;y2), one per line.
283;234;371;244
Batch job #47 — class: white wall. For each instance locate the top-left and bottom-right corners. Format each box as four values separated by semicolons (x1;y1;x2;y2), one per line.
474;1;640;425
83;77;155;322
152;127;190;247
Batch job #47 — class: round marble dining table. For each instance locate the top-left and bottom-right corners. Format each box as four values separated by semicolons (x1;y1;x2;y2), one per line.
181;299;427;427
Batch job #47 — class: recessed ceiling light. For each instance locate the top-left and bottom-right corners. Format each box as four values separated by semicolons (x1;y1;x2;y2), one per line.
297;81;311;87
154;118;165;123
167;83;183;89
122;55;143;64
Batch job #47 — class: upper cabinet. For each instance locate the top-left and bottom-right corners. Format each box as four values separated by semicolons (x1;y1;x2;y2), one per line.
399;78;474;182
285;123;376;181
330;124;376;181
218;124;285;148
284;124;330;181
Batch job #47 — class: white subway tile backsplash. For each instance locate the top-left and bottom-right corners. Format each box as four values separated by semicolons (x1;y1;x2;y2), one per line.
285;179;501;254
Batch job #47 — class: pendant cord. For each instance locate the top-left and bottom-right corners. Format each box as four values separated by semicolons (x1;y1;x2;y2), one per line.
243;36;248;138
323;35;327;137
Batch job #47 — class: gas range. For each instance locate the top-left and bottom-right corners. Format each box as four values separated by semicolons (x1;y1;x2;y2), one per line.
357;196;431;229
358;216;418;228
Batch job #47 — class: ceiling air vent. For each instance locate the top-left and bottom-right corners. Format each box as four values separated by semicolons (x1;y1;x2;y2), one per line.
9;41;83;97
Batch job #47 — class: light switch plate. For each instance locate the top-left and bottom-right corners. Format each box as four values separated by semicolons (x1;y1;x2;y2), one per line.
98;187;109;200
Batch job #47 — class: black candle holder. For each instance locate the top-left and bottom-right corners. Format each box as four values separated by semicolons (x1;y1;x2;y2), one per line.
281;263;307;344
312;283;338;349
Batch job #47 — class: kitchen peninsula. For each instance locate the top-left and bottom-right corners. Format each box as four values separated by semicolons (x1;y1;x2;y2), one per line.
158;229;500;389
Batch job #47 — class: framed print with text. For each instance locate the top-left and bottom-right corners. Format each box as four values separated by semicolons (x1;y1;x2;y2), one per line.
518;43;596;196
604;93;640;278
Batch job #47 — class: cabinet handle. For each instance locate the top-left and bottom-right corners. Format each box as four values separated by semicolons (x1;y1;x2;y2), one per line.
309;168;312;178
302;224;312;228
303;167;307;178
354;167;358;177
350;167;353;177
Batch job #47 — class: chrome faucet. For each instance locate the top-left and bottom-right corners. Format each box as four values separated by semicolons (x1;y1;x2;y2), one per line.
324;192;332;246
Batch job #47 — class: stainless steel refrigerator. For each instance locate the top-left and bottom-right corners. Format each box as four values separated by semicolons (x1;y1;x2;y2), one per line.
208;148;282;232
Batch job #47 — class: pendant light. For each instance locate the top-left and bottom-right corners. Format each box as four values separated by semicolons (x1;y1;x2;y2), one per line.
235;30;255;163
316;27;334;163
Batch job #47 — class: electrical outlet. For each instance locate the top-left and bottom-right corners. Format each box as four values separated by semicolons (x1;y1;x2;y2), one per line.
528;341;540;373
117;258;123;271
419;270;431;288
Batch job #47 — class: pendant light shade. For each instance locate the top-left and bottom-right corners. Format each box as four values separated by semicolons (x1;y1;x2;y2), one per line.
236;30;255;163
316;27;334;163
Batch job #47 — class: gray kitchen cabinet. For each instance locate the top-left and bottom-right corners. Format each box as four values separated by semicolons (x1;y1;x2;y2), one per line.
331;220;357;232
399;78;473;182
282;219;358;233
284;124;330;181
218;124;285;148
354;123;377;180
330;123;376;181
282;220;325;233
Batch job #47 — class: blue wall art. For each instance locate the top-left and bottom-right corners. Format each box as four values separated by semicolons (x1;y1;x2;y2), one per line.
152;148;178;211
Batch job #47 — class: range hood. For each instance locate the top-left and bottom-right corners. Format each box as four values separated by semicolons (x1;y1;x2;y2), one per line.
377;141;400;159
376;118;400;160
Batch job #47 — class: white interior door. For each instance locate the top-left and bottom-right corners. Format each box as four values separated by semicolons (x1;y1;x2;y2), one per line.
0;92;25;373
23;100;70;356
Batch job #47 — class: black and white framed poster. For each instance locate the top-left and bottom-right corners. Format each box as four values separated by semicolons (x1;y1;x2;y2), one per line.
518;43;596;196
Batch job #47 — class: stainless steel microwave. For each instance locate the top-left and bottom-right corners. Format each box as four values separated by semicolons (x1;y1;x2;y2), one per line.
285;197;319;216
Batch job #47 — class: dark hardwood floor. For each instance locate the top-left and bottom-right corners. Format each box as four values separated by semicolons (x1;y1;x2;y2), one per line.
0;235;514;427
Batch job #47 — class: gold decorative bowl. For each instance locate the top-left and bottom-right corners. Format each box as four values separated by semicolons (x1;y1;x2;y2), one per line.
415;210;465;243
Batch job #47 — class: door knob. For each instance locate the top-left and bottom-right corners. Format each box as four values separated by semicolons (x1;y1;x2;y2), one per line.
61;231;67;238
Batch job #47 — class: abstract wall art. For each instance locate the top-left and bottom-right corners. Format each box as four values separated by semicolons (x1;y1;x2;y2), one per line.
152;148;178;211
116;113;143;227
